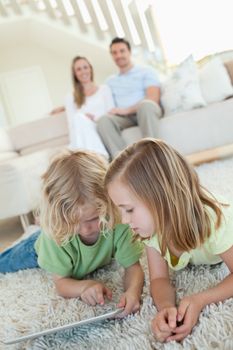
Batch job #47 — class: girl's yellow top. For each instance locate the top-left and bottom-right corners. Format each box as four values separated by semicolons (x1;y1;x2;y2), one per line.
145;199;233;271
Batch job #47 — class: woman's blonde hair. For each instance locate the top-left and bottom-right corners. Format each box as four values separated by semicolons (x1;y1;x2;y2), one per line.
72;56;94;108
105;138;223;256
40;150;118;245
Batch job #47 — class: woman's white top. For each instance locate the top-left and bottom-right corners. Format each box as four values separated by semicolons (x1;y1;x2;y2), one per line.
64;84;114;157
65;84;114;121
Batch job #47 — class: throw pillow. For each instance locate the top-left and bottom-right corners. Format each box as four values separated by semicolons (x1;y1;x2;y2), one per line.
199;57;233;104
224;60;233;85
161;56;206;116
0;128;14;152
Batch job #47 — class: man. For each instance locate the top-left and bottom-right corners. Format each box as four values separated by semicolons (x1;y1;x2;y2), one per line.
97;37;162;158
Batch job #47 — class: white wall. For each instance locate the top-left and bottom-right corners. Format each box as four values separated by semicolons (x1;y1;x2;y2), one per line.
0;43;116;125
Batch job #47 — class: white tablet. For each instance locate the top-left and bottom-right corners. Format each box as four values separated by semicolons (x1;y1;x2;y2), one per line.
2;308;123;345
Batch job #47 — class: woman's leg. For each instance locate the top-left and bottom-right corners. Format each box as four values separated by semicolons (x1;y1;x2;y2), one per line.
70;113;109;157
0;230;40;273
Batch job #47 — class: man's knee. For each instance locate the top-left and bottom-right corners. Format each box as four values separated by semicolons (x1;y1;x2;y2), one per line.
97;114;112;133
138;100;162;118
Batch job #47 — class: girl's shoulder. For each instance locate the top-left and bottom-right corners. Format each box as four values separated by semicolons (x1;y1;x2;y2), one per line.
144;234;161;252
205;199;233;255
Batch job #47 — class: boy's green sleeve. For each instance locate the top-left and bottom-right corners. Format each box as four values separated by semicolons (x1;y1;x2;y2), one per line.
35;232;73;277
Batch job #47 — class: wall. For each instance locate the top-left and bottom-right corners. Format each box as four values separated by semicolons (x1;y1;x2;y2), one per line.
0;18;116;126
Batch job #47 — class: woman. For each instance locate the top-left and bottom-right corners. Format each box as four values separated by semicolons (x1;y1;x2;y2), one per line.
53;56;114;157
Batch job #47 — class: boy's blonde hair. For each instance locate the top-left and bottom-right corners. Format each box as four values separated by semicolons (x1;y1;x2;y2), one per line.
105;138;223;256
40;150;118;245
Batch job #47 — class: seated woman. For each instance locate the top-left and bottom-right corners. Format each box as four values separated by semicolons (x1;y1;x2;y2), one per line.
51;56;114;158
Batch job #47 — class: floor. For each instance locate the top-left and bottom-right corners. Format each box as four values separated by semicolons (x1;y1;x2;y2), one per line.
0;217;24;252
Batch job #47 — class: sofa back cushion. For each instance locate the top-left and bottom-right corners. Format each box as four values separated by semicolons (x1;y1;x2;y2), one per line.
0;127;14;152
224;60;233;85
199;57;233;104
8;112;69;154
161;56;206;116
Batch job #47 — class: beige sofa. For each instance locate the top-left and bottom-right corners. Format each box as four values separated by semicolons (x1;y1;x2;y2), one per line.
122;57;233;162
0;113;69;229
122;97;233;157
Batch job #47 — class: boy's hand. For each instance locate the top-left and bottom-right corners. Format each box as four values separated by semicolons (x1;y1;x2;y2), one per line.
166;295;203;342
116;289;141;317
80;280;112;306
151;306;177;343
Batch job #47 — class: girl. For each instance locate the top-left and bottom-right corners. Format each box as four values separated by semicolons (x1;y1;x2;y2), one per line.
105;138;233;341
0;150;144;317
51;56;114;158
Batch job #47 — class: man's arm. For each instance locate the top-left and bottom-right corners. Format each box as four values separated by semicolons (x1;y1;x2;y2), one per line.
145;86;160;104
109;85;160;116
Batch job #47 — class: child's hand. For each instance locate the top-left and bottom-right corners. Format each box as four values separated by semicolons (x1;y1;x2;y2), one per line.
116;290;141;317
151;307;177;343
80;280;112;306
166;295;203;342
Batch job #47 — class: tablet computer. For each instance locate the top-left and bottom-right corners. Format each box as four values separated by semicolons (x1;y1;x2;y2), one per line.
2;308;123;345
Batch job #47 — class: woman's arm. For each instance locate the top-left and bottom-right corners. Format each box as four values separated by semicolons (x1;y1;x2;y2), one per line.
53;275;112;305
103;85;115;113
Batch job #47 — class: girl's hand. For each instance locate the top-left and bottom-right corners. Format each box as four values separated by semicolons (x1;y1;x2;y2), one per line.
116;290;141;317
80;280;112;306
151;307;177;343
85;113;95;121
167;295;203;342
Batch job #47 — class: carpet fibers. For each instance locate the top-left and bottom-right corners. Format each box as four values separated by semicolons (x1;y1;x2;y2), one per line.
1;156;233;350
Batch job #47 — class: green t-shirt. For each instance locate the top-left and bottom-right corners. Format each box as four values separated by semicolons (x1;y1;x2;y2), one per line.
34;224;143;279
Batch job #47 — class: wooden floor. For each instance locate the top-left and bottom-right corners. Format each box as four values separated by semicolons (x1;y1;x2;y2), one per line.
0;217;24;252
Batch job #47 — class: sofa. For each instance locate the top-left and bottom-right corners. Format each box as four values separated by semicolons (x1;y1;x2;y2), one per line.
122;56;233;162
1;56;233;228
0;113;69;229
122;97;233;158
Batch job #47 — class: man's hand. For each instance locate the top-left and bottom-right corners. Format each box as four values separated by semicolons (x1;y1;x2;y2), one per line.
109;108;129;116
85;113;96;121
80;280;112;306
116;289;141;317
151;307;177;343
166;295;203;342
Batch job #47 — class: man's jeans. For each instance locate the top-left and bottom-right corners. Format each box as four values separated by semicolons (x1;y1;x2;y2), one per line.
0;230;40;273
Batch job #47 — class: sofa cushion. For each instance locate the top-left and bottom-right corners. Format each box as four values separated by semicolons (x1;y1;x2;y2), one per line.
0;151;19;163
0;128;14;152
224;60;233;85
199;57;233;104
161;56;206;116
122;98;233;156
8;113;68;153
20;136;69;155
0;148;62;220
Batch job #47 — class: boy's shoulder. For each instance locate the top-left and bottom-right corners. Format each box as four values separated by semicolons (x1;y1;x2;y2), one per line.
112;223;131;236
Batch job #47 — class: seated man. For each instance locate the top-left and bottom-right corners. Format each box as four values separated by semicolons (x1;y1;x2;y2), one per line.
97;37;161;158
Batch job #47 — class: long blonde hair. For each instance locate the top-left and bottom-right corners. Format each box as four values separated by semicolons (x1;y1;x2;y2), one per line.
105;138;223;256
40;150;118;245
72;56;94;108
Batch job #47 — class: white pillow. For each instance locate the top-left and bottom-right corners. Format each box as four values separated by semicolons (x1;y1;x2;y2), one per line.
0;128;14;152
161;56;206;116
199;56;233;104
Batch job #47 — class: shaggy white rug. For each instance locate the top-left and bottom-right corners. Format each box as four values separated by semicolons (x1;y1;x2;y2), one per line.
1;156;233;350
